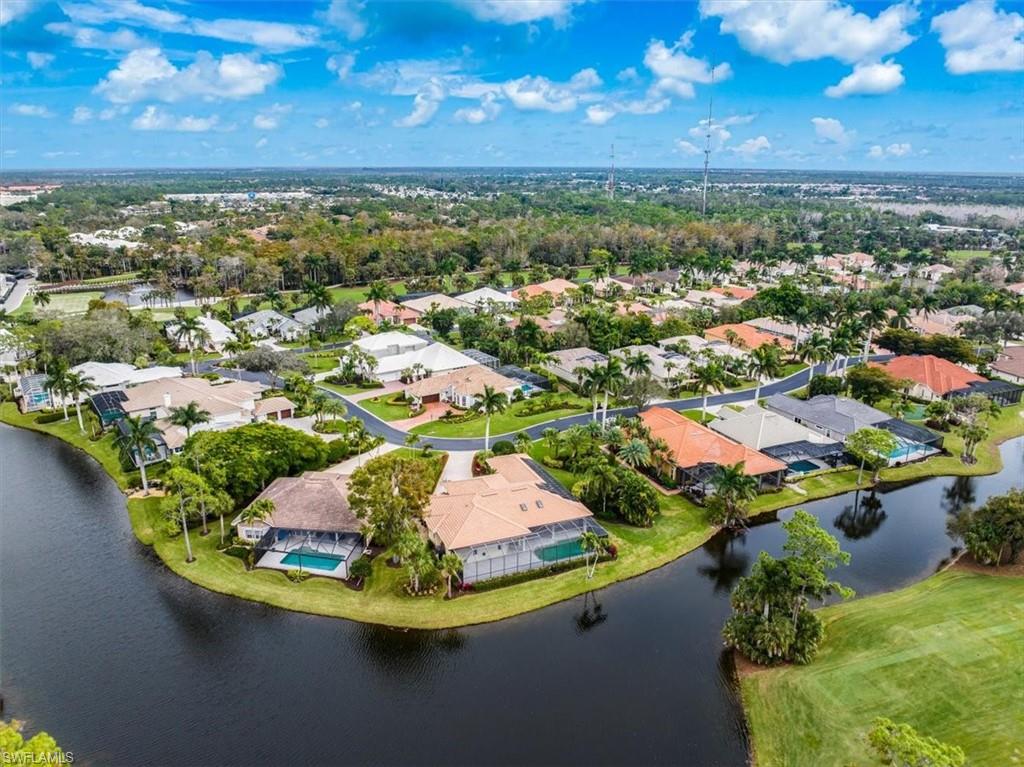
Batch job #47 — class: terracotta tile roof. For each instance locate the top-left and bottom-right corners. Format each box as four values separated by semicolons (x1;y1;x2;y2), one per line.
992;346;1024;379
426;454;591;550
872;355;985;396
358;299;421;322
403;365;519;400
640;407;786;476
710;285;758;300
254;396;295;415
514;278;578;299
704;323;793;350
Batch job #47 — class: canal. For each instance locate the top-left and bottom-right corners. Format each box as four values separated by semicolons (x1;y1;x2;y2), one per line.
1;424;1021;766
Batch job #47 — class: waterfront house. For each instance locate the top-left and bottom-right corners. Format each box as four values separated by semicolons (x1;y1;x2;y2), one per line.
425;454;606;584
235;471;364;580
872;355;1022;406
709;404;845;475
991;346;1024;385
639;407;787;494
763;393;943;463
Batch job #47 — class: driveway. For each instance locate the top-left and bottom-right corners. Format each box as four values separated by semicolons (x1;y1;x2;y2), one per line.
439;450;476;483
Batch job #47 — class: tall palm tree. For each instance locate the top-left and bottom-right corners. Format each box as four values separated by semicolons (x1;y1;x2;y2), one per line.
479;384;508;451
746;344;783;402
579;529;606;579
600;357;626;428
689;361;727;423
173;316;210;376
365;280;394;324
576;462;618;517
440;550;463;599
116;416;161;495
617;438;651;469
860;298;889;358
64;371;97;433
798;331;830;385
32;290;51;309
168;400;211;438
709;462;759;530
44;363;72;420
623;350;653;378
239;499;275;568
303;280;333;315
576;365;602;422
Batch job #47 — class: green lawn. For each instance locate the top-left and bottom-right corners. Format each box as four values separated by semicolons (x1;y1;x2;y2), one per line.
360;393;413;421
319;382;383;396
81;271;140;285
742;571;1024;767
12;291;104;316
946;249;990;263
300;351;340;373
411;395;590;438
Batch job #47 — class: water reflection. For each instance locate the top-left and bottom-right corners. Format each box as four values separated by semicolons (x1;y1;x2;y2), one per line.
697;533;750;593
353;624;466;675
942;475;977;517
574;591;608;633
833;489;887;540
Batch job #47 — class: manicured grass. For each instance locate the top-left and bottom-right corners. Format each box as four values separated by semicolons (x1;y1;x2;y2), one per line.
742;571;1024;767
0;402;142;490
300;351;340;373
946;249;990;263
12;291;104;316
411;395;590;438
81;271;140;285
320;382;383;396
360;393;413;421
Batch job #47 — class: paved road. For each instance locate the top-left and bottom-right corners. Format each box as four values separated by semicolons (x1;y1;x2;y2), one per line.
320;354;893;452
2;277;33;312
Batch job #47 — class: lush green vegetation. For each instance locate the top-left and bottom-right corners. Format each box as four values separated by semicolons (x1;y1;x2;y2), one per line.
741;571;1024;767
359;393;414;422
411;394;590;438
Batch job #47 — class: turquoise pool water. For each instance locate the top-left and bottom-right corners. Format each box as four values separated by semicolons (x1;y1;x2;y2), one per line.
535;539;586;562
787;460;820;474
281;548;344;571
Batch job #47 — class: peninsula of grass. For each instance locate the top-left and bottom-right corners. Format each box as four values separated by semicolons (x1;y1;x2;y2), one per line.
359;393;413;421
741;570;1024;767
411;395;590;438
3;399;1022;629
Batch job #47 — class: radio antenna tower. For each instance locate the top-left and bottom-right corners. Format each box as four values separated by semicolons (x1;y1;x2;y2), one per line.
701;64;715;218
606;143;616;200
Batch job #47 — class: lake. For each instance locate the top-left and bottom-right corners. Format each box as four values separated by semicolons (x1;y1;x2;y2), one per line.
1;424;1021;766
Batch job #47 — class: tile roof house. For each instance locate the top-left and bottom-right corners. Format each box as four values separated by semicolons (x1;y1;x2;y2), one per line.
704;323;793;350
165;315;235;352
234;309;307;341
357;299;422;326
425;454;604;583
872;355;1021;405
991;346;1024;385
353;332;478;382
543;346;608;382
710;404;844;473
590;276;637;295
640;406;786;492
710;285;758;301
514;278;579;302
921;263;956;282
455;286;520;311
234;471;364;580
400;293;476;314
403;365;522;409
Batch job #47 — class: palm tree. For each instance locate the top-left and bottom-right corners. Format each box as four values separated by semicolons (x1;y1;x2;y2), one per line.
44;363;72;420
173;316;211;376
366;280;394;324
64;371;97;433
746;344;783;402
116;416;161;495
513;431;532;454
323;397;347;422
860;298;889;358
168;400;211;439
617;437;651;468
32;290;51;309
575;461;618;517
479;384;508;451
689;361;727;423
623;350;653;378
239;499;275;569
303;280;333;315
709;462;759;530
600;357;626;428
576;365;602;422
797;331;830;385
579;529;606;579
440;550;463;599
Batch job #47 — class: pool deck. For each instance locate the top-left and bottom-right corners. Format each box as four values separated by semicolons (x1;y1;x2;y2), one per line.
256;534;361;580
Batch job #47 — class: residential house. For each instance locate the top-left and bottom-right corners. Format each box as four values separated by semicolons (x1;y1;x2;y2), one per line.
640;406;786;494
872;355;1022;406
357;299;421;326
234;309;307;341
425;454;606;584
611;344;691;385
763;393;943;463
705;323;793;351
590;276;637;296
680;289;741;311
709;404;844;474
400;293;475;315
165;315;235;352
710;285;758;301
991;346;1024;385
403;365;523;409
455;286;520;313
235;471;364;580
921;263;956;283
543;347;608;383
659;335;750;363
743;317;817;342
514;278;579;303
352;332;478;382
293;306;331;326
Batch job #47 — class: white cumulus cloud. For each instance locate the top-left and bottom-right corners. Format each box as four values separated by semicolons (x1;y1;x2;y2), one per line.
455;0;583;25
27;52;55;69
252;103;291;130
322;0;367;41
455;92;501;124
931;0;1024;74
502;68;597;113
11;103;54;118
868;142;912;158
811;116;854;145
394;80;445;127
1;0;39;26
131;105;219;131
644;32;732;100
730;135;772;159
825;60;904;97
95;48;282;104
675;139;702;155
326;53;356;80
45;22;145;51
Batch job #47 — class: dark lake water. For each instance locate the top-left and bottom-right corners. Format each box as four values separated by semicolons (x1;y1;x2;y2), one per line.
102;283;194;307
1;424;1021;767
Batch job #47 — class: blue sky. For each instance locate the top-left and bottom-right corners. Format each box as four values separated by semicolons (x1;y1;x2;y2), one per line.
2;0;1022;171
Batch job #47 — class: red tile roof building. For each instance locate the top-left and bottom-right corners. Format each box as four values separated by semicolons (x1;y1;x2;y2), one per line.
871;355;984;399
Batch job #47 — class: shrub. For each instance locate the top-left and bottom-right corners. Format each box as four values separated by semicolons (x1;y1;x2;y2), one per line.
34;410;68;424
286;568;311;583
313;420;348;434
808;375;844;397
491;440;515;455
326;440;351;463
348;556;372;582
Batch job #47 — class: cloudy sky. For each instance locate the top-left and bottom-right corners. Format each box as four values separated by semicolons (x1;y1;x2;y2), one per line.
2;0;1022;171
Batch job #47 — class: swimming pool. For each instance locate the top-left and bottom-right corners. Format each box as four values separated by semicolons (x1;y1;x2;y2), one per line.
280;547;345;571
534;539;586;562
787;460;820;474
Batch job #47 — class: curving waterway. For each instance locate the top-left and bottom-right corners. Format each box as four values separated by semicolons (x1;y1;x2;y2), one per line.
1;423;1022;766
